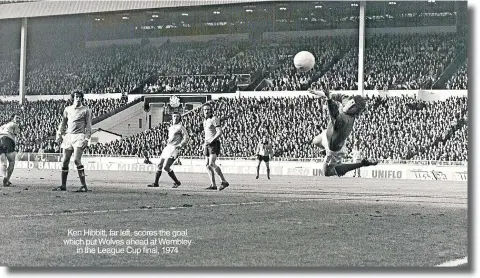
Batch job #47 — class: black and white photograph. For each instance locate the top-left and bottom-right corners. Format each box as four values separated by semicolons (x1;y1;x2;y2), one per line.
0;0;470;270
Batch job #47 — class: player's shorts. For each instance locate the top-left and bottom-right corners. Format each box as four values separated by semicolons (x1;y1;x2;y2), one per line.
160;144;178;160
0;136;15;154
61;133;86;150
204;140;221;156
315;130;346;166
257;155;270;162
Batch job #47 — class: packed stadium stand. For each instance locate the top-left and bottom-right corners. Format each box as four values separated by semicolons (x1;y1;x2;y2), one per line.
0;0;468;163
0;33;467;96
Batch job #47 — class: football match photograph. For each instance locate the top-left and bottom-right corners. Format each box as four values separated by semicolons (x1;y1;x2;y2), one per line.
0;0;473;274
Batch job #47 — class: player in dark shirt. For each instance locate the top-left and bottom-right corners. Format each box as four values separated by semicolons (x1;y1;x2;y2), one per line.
308;83;377;177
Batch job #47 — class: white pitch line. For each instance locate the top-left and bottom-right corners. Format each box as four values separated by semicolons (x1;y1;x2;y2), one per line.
435;257;468;267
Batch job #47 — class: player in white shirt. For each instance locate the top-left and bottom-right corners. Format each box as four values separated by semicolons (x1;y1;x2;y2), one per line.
53;90;92;192
255;136;274;179
202;104;229;191
148;112;189;188
350;142;362;177
0;114;21;187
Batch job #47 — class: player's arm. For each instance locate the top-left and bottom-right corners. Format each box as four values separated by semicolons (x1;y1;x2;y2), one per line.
13;123;20;138
307;89;326;98
178;126;190;148
308;82;339;119
322;85;340;121
83;109;93;148
255;143;261;156
56;109;68;143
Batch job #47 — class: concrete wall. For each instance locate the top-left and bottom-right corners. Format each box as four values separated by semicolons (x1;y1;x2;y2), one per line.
92;101;146;137
90;129;122;145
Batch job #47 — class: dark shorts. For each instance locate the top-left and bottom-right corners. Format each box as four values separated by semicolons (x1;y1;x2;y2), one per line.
0;137;15;154
204;140;221;156
257;155;270;163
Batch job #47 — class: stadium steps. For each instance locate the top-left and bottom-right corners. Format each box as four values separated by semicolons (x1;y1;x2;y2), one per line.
432;43;467;89
92;97;146;137
92;96;143;125
246;69;267;91
129;72;159;94
406;116;467;160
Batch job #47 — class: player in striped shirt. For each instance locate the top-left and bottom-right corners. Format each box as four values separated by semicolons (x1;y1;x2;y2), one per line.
255;136;274;179
0;114;21;187
202;104;229;191
53;90;92;192
308;82;377;177
148;112;189;188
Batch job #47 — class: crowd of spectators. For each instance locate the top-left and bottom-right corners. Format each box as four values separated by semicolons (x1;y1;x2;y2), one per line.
145;75;236;94
228;45;280;74
351;95;467;161
0;55;17;83
363;33;459;90
26;46;135;95
410;96;467;161
260;33;462;91
86;95;468;162
446;59;468;90
315;47;359;91
140;41;242;94
0;53;20;96
0;98;128;153
0;45;136;96
263;36;356;91
0;32;467;97
160;41;240;76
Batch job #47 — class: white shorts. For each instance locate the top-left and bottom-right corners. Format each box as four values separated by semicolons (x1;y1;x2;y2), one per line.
317;130;346;166
160;144;178;159
61;134;86;150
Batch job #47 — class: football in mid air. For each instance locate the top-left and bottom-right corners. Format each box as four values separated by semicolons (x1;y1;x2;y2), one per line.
294;51;315;72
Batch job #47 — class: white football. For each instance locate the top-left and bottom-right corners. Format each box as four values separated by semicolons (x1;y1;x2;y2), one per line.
294;51;315;72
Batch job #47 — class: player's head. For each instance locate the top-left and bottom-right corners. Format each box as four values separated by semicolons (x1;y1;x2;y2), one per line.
262;136;268;144
71;90;84;106
10;113;20;124
203;104;213;118
172;112;181;124
342;95;366;116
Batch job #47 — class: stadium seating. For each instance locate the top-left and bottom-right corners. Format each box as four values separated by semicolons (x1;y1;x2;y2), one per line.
0;33;467;96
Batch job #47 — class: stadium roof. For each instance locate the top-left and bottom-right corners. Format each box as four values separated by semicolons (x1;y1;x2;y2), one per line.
0;0;274;19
